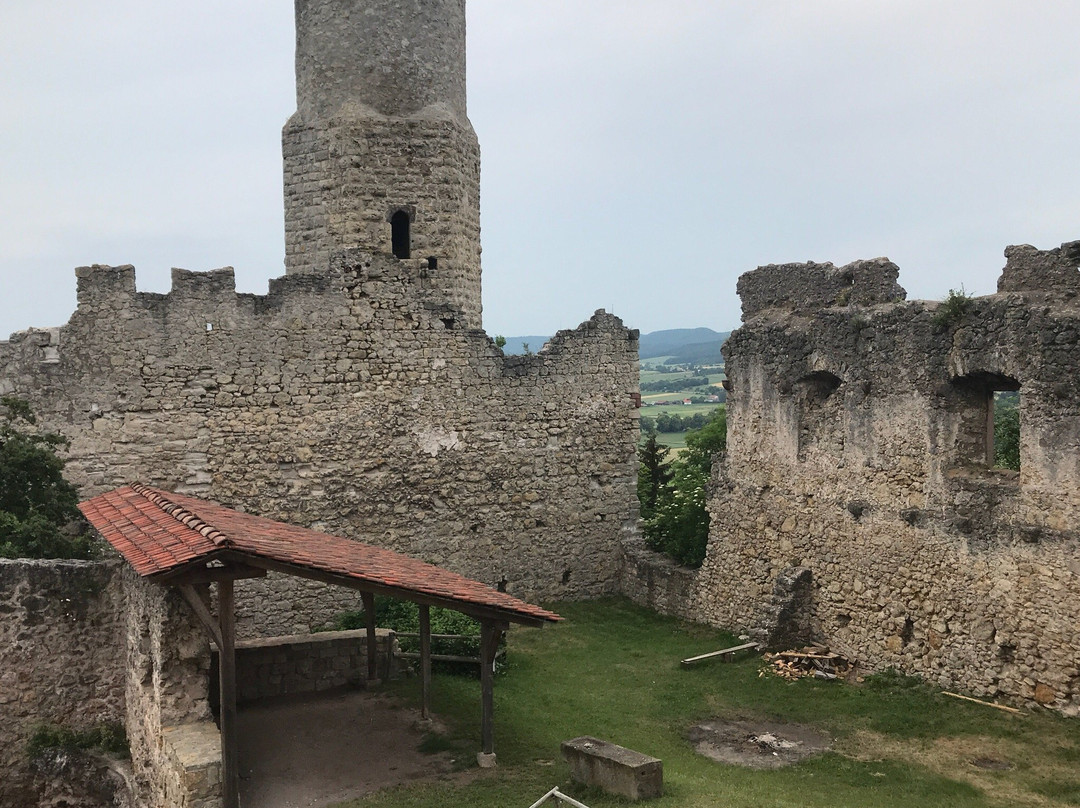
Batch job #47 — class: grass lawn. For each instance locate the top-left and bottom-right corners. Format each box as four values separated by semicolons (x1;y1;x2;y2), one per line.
654;430;689;450
335;599;1080;808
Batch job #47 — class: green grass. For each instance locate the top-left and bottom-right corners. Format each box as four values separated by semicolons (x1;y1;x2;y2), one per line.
654;430;689;450
335;599;1080;808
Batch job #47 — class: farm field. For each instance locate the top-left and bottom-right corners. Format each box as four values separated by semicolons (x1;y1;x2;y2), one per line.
639;360;724;450
336;599;1080;808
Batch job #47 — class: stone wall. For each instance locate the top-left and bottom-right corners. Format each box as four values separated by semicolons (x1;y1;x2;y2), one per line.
0;252;639;630
692;240;1080;714
618;538;697;619
0;560;127;808
159;724;222;808
222;629;398;703
123;569;214;808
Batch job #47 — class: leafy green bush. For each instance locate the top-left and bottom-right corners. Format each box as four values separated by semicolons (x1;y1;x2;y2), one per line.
327;598;489;674
0;397;93;560
640;407;727;568
27;723;129;760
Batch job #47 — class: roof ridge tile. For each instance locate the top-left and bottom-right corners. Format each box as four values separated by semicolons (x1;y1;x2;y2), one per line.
130;482;233;548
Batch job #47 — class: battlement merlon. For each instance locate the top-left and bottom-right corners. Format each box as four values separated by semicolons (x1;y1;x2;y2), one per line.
75;264;138;306
997;240;1080;294
294;0;468;125
737;258;907;319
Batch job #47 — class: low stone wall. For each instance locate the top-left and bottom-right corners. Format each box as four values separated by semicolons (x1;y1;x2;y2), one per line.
0;560;127;808
221;629;398;703
619;538;699;619
160;723;222;808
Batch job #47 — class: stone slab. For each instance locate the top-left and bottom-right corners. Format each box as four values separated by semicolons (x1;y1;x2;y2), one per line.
561;736;662;801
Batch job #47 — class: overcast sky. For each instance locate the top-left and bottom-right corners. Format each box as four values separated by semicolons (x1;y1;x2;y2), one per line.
2;0;1078;341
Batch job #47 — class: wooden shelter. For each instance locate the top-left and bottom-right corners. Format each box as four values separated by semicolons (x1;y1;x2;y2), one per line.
80;483;561;808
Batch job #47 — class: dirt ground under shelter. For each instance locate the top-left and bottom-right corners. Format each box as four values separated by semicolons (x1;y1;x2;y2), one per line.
237;690;456;808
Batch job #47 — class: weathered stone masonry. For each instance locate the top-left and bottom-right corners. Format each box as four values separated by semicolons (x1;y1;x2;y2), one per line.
0;0;641;638
0;254;639;632
625;240;1080;714
0;0;637;804
0;561;127;808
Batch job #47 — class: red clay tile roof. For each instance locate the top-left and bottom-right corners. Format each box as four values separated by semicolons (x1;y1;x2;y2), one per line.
80;484;560;625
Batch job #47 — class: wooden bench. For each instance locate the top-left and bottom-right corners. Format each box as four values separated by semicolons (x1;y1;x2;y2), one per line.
680;641;761;668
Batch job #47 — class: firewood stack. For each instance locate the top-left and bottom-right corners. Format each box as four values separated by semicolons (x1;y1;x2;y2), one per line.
760;646;853;681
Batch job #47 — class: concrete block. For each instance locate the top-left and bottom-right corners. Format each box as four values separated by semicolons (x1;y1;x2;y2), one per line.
561;736;662;801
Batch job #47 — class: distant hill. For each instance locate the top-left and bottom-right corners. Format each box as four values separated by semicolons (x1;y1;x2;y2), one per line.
662;337;730;365
499;327;732;361
639;328;723;359
640;328;730;364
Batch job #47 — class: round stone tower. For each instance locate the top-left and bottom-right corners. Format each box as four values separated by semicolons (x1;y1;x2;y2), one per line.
283;0;482;327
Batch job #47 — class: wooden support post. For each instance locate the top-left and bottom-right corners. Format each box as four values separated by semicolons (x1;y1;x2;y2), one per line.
362;591;378;683
419;604;432;720
477;620;505;766
218;578;240;808
179;584;222;650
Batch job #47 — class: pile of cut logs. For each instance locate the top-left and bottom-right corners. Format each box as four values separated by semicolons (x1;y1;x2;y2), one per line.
761;646;852;681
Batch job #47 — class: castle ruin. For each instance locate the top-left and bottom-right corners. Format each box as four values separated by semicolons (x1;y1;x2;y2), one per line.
625;241;1080;716
0;2;639;803
3;0;1080;804
0;0;641;634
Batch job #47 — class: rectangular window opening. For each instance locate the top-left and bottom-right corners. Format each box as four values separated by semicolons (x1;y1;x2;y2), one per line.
991;389;1020;471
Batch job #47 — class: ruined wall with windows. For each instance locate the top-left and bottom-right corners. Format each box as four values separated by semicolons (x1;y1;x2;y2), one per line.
690;240;1080;714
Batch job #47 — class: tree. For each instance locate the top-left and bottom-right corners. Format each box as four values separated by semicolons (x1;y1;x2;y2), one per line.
684;406;727;473
994;398;1020;471
494;335;507;349
637;433;673;521
0;397;91;559
644;461;710;567
639;406;727;568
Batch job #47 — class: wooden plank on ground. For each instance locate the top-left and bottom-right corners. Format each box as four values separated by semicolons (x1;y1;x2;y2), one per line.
942;691;1022;714
681;642;760;668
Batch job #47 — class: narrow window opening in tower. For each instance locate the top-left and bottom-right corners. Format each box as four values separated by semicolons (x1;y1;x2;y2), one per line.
951;372;1020;470
391;211;411;259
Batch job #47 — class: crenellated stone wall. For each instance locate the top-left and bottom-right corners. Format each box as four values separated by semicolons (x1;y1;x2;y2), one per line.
0;250;640;629
684;239;1080;714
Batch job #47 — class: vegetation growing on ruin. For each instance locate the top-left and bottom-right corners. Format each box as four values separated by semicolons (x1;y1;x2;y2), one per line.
26;722;128;760
0;397;92;560
639;408;727;567
933;287;975;328
343;599;1080;808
